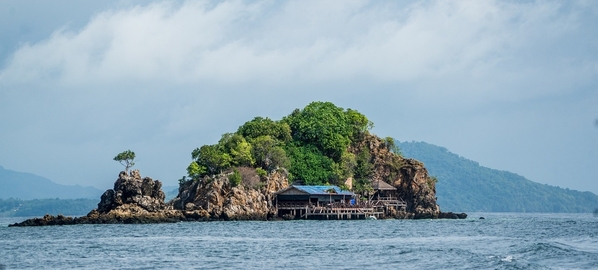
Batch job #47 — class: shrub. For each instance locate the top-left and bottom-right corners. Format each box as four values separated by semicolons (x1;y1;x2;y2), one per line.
229;169;242;187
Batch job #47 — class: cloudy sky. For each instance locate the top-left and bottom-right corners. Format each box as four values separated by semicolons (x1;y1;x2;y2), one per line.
1;0;597;194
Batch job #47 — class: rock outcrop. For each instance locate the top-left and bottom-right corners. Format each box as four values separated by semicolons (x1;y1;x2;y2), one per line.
351;134;444;219
10;148;464;227
98;170;166;213
9;170;183;226
171;169;288;221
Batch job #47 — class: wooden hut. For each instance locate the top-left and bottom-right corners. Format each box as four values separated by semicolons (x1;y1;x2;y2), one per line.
274;185;361;219
371;180;397;200
370;180;406;214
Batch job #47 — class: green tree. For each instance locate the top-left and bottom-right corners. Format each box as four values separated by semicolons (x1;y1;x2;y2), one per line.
192;145;232;175
286;143;336;185
237;117;291;141
219;133;254;166
186;161;206;181
384;136;402;156
353;147;373;192
346;108;374;138
113;150;135;173
251;135;290;171
283;102;352;161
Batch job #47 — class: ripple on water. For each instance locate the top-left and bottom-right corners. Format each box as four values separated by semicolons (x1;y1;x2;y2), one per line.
0;214;597;269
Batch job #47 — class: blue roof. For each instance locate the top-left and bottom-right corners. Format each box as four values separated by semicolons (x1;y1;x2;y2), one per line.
292;185;354;196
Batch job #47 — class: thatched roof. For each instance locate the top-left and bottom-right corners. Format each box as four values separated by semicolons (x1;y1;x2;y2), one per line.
371;180;397;191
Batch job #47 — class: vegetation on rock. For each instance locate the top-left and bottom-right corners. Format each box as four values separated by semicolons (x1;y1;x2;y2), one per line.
180;101;440;219
113;150;136;173
183;101;386;189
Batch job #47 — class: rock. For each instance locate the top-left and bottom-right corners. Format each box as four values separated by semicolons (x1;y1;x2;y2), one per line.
98;170;166;213
10;140;467;226
351;134;441;218
437;212;468;219
10;170;172;227
171;170;286;220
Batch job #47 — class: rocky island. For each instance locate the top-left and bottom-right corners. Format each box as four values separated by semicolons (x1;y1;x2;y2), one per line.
10;102;466;227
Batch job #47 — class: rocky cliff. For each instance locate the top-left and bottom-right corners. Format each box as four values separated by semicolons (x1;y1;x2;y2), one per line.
10;149;463;227
10;170;183;226
171;168;288;220
350;134;441;218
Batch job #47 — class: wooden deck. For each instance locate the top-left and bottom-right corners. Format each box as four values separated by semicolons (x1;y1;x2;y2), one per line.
276;198;407;220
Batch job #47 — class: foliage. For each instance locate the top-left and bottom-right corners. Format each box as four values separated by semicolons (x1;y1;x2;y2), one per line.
333;152;357;180
346;108;374;138
352;146;374;193
256;167;267;178
384;137;402;156
191;144;231;176
251;135;290;171
219;133;254;166
427;176;438;189
286;143;336;185
283;101;371;161
237;117;291;142
178;176;189;187
113;150;135;172
228;169;242;187
399;141;598;213
186;162;206;181
185;101;383;188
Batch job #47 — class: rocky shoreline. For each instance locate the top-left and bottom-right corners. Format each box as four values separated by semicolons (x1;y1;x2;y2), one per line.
10;165;466;227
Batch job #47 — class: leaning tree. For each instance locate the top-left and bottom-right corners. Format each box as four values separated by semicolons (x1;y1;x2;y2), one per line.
114;150;136;173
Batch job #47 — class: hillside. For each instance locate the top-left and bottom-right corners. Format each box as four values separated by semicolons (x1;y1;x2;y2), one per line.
398;141;598;213
0;198;98;217
0;165;103;199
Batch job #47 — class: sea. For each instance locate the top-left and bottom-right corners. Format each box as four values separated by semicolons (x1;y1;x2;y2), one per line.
1;212;597;269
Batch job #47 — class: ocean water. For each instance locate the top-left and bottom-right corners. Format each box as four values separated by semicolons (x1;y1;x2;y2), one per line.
1;213;597;269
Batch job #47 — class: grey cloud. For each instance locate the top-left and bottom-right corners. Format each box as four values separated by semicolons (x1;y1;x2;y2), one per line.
0;0;597;193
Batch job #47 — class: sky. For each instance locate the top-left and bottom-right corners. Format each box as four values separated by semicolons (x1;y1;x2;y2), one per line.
1;0;597;194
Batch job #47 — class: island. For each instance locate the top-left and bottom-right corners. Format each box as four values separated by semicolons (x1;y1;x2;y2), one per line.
10;102;466;226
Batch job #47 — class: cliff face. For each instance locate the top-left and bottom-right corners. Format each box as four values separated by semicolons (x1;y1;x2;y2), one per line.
82;170;184;223
10;145;459;227
170;169;289;220
9;170;183;226
98;170;166;213
350;134;440;218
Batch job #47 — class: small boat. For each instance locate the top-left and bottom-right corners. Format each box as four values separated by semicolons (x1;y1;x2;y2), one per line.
366;215;377;220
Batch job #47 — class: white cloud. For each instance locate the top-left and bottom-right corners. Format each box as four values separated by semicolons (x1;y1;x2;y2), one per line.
1;0;594;101
0;0;597;192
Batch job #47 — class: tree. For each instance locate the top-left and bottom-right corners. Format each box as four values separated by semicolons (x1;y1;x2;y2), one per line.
384;136;402;156
113;150;135;173
353;147;373;192
218;133;254;166
237;117;291;142
192;145;232;176
251;135;290;171
186;161;206;181
286;143;336;185
283;102;352;161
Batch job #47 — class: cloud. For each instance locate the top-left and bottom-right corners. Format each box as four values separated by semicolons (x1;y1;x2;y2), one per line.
2;0;595;101
0;0;597;191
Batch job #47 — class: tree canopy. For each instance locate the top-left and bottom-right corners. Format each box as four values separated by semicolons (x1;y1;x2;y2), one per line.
184;101;380;187
114;150;135;173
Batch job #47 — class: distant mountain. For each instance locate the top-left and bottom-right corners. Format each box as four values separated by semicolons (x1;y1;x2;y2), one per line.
0;165;103;199
0;198;98;217
398;141;598;213
163;186;179;202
